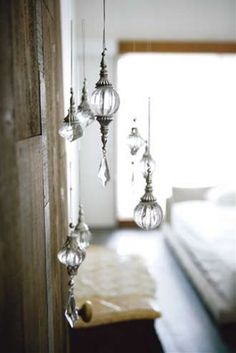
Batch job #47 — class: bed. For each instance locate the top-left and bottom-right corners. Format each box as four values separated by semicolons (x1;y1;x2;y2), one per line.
164;186;236;324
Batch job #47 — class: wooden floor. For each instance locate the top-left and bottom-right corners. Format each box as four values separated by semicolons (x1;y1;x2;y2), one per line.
93;228;236;353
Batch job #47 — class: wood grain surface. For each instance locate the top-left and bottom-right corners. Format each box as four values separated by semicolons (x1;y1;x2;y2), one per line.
0;0;68;352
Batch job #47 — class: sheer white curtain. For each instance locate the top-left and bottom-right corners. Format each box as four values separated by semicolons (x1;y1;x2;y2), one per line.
117;53;236;220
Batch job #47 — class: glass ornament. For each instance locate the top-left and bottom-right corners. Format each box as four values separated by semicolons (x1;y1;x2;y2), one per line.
57;230;85;274
74;205;92;251
76;79;95;128
127;119;145;156
98;153;111;187
91;0;120;186
65;289;79;328
134;167;163;230
91;84;120;117
91;50;120;155
140;141;156;177
58;88;83;142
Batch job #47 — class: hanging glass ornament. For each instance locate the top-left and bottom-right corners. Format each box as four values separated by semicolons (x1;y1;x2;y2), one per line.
134;97;163;230
59;21;83;142
127;119;145;156
91;0;120;186
134;166;163;230
77;78;95;128
57;229;86;274
59;88;84;142
73;205;92;251
140;141;156;178
76;21;95;129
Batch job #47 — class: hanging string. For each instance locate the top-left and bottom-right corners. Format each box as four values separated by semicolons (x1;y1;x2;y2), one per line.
82;19;86;79
147;97;151;168
69;161;73;227
102;0;106;51
78;142;82;206
70;20;73;88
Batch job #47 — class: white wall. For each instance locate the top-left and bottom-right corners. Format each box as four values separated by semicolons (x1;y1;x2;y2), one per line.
73;0;236;228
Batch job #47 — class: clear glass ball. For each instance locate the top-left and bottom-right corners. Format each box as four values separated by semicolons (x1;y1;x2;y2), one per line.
91;86;120;116
134;201;163;230
57;236;85;267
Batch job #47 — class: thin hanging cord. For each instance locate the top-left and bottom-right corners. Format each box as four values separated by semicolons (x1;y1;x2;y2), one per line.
102;0;106;50
78;143;82;207
147;97;151;168
82;19;86;79
69;161;73;226
70;20;73;88
148;97;151;151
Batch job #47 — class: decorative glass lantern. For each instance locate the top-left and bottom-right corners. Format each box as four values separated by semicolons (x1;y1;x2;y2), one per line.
91;0;120;186
134;166;163;230
134;97;163;230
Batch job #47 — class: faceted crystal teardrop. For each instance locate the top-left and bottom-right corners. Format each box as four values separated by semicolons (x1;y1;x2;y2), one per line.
65;292;78;328
98;155;111;187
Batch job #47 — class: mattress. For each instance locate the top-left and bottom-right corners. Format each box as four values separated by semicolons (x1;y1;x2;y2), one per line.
171;201;236;308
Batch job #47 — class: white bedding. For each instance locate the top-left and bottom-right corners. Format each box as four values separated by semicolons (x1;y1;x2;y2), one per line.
172;201;236;307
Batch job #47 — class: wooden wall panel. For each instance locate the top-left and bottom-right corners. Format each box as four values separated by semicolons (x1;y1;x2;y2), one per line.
17;137;48;353
12;0;41;140
0;0;68;352
0;1;25;352
41;2;68;352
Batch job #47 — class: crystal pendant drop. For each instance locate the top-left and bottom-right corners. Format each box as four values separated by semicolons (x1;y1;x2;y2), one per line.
65;290;78;328
98;154;110;187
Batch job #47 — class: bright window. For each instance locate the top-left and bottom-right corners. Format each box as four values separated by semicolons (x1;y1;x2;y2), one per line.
117;53;236;221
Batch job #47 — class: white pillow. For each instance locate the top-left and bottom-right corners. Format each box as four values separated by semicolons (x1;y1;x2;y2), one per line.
205;185;236;206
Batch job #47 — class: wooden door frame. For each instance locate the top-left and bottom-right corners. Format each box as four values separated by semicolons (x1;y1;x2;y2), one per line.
119;41;236;54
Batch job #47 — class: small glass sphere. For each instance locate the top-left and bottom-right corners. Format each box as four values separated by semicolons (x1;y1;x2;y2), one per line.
57;235;85;267
134;201;163;230
91;86;120;116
